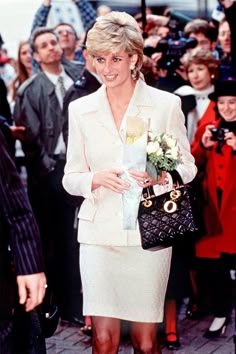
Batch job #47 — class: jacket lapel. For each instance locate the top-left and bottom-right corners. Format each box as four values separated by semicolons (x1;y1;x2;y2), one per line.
40;73;62;132
95;85;122;139
79;80;155;139
124;79;155;129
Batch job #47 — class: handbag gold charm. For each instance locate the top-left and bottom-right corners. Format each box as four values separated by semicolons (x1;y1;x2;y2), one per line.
163;189;182;213
143;199;153;208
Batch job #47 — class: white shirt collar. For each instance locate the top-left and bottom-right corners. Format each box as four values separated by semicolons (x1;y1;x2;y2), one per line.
195;85;214;100
44;67;65;86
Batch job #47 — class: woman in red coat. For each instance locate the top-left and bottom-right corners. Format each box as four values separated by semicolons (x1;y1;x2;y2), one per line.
191;79;236;338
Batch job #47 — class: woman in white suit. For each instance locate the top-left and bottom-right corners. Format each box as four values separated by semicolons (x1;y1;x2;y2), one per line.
63;11;197;354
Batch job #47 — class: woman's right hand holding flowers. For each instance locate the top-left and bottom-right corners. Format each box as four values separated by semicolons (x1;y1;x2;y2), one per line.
92;169;130;193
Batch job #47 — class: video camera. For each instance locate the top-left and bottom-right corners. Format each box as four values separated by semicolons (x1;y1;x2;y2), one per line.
144;20;197;76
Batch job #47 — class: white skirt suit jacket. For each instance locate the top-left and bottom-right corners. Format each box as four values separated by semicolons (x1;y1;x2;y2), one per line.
63;79;197;247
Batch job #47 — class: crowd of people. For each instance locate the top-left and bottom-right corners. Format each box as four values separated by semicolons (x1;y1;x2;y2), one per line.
0;0;235;353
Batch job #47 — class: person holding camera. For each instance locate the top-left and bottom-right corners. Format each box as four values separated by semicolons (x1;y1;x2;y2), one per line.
191;79;236;338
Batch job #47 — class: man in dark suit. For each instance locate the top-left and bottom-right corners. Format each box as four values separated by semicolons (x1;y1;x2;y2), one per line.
0;128;46;353
13;27;84;322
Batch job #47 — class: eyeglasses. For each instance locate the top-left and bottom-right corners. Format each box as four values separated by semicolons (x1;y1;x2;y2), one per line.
55;29;75;36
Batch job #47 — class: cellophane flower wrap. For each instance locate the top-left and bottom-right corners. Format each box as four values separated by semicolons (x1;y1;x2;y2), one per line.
146;131;181;180
122;116;148;230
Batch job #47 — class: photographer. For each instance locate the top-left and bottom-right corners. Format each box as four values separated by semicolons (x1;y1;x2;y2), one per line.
184;19;218;54
191;79;236;339
144;17;197;92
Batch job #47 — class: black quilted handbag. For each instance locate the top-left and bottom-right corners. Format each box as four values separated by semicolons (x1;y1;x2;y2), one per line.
138;184;201;250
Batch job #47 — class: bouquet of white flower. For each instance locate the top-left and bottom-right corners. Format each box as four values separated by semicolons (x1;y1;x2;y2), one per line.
146;132;182;180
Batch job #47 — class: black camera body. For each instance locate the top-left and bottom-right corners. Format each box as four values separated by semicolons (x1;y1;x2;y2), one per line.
210;127;229;142
156;36;197;72
143;20;197;76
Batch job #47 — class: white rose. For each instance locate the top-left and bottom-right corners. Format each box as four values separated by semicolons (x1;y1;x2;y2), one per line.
147;141;160;154
156;147;163;157
165;136;176;148
166;146;179;160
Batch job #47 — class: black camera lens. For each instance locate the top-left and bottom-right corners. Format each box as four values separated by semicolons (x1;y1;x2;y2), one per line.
210;128;219;141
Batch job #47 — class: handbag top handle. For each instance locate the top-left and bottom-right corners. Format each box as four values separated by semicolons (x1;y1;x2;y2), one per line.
142;170;184;199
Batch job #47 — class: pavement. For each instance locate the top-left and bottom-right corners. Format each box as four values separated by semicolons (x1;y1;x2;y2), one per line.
46;309;236;354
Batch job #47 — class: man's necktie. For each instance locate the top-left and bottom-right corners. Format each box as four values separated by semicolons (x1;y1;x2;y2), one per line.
58;76;66;98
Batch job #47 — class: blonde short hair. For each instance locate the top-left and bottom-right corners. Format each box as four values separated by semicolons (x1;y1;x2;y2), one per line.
86;11;144;79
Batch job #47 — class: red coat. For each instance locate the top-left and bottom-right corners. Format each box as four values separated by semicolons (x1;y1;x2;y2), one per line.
191;118;236;259
191;100;216;147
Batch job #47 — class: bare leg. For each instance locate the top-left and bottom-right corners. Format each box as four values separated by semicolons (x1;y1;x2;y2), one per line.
91;316;120;354
130;322;161;354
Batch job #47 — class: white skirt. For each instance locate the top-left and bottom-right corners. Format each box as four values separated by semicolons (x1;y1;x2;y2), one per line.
80;244;172;323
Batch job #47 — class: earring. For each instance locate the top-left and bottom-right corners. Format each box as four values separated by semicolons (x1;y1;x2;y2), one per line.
211;74;215;80
130;64;138;80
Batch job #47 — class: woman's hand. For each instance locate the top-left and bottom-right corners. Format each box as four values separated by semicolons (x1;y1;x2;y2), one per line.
225;131;236;150
92;169;130;193
128;170;168;188
201;124;216;148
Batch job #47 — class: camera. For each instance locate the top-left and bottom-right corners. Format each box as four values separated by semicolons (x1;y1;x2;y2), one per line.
143;20;197;76
155;36;197;72
210;127;229;142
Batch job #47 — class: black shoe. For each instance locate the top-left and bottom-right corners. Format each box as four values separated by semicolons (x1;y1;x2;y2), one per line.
165;332;180;350
203;317;229;339
80;324;93;337
186;302;202;320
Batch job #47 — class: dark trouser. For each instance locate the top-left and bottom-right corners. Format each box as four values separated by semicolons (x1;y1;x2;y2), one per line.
196;254;234;318
0;319;13;354
12;306;46;354
0;271;46;354
0;271;14;353
27;159;83;320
